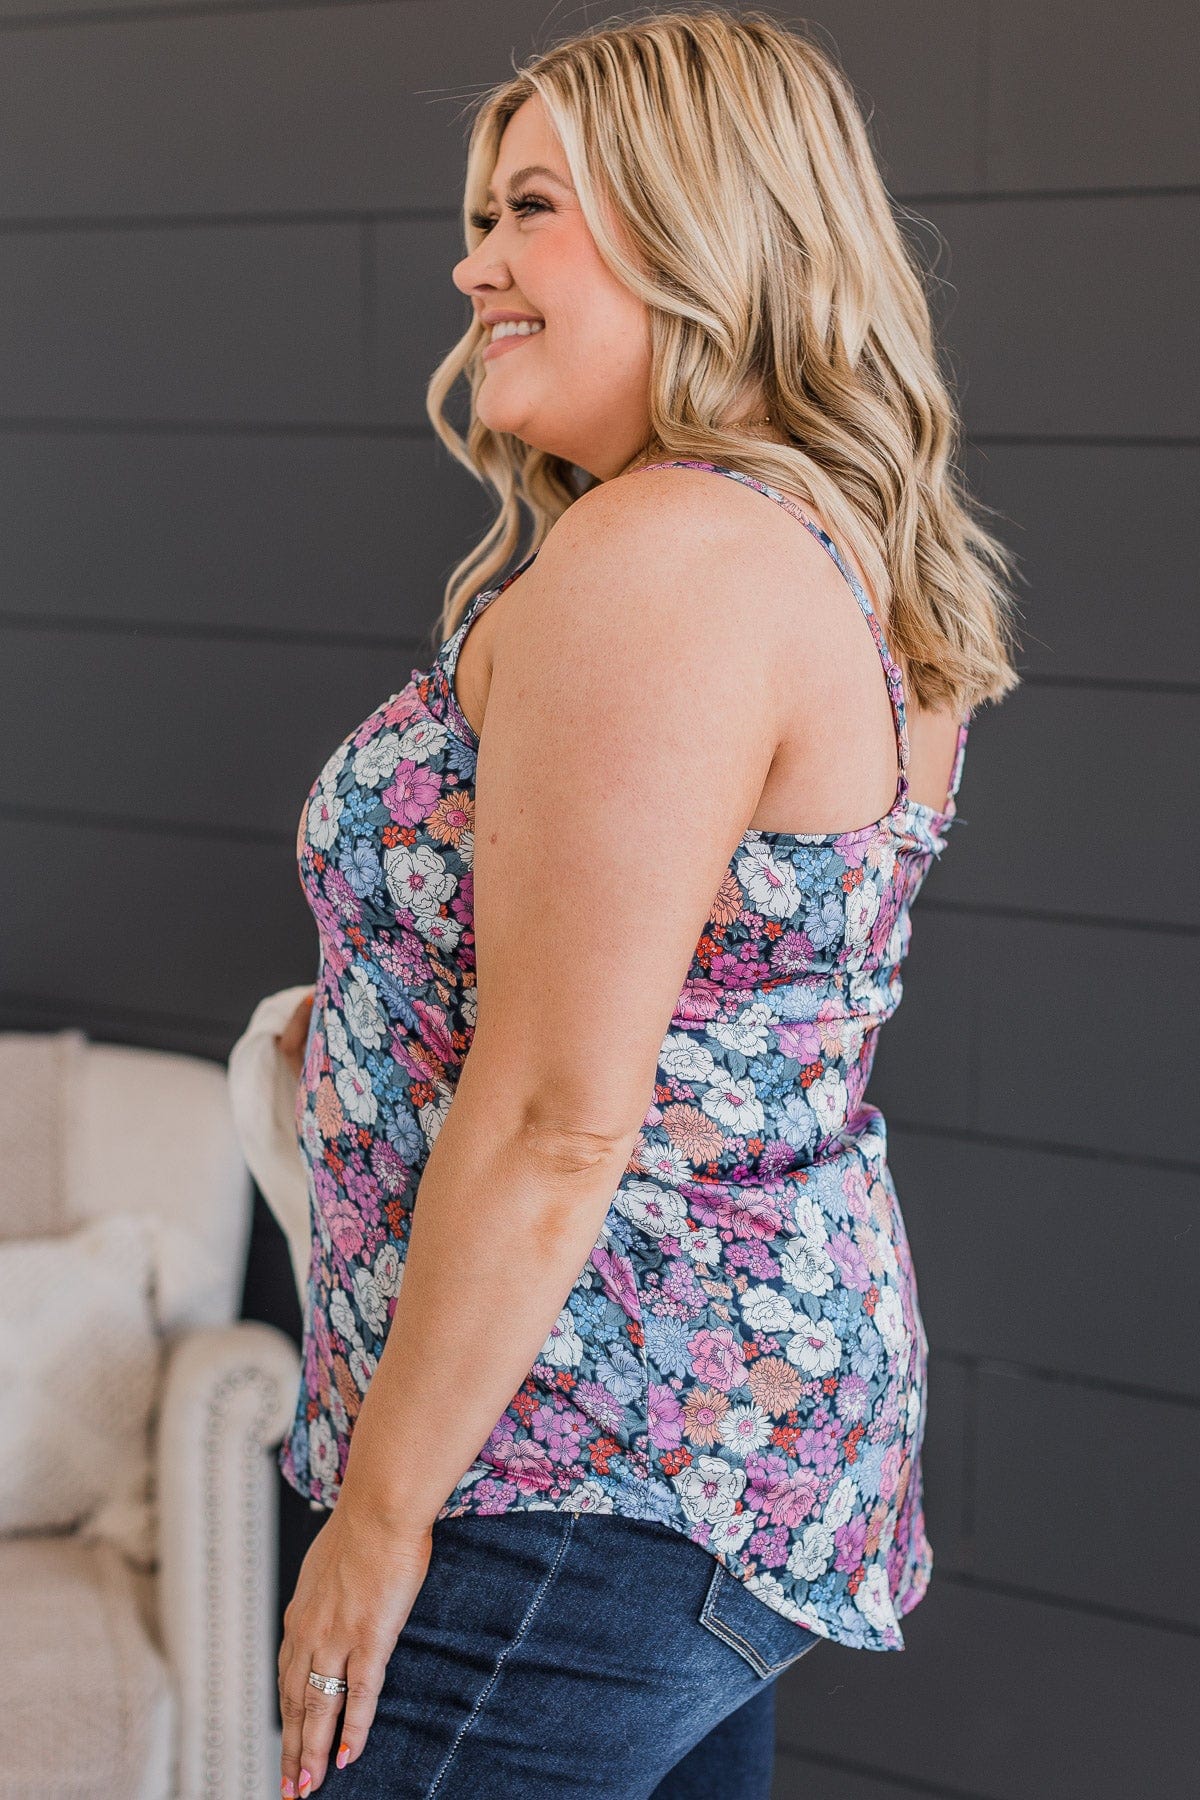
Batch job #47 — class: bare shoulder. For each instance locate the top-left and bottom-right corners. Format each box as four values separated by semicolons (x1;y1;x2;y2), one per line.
528;462;844;648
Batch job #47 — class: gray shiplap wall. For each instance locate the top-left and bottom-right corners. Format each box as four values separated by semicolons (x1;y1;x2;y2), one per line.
1;4;1196;1796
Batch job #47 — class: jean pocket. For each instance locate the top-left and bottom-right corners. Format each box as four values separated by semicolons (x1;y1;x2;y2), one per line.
698;1559;821;1678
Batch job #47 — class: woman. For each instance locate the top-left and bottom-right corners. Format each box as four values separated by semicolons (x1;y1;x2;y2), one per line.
271;10;1019;1797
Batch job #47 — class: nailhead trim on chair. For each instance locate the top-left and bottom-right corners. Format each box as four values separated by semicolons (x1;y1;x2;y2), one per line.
200;1365;284;1798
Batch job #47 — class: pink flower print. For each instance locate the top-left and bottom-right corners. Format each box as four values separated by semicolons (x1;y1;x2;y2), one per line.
530;1403;587;1466
488;1435;555;1493
368;1139;411;1197
324;1193;367;1263
649;1383;685;1450
835;1515;867;1571
343;1163;383;1226
776;1019;823;1061
572;1380;624;1435
382;760;441;827
687;1326;747;1392
829;1230;872;1291
835;1375;871;1425
468;1477;519;1515
412;997;456;1062
748;1522;790;1569
759;1461;827;1519
797;1420;841;1476
879;1442;903;1504
673;982;725;1023
590;1245;640;1321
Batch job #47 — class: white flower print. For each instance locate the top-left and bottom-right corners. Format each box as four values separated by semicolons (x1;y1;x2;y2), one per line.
845;877;881;950
307;784;343;852
636;1140;691;1186
781;1240;835;1297
854;1563;897;1633
718;1403;773;1459
906;1386;922;1437
874;1284;909;1358
808;1066;849;1136
539;1305;584;1370
352;1263;388;1336
308;1414;340;1487
709;1511;756;1555
383;842;457;917
823;1477;858;1530
709;1002;774;1057
788;1521;835;1582
740;1283;797;1334
418;1087;453;1147
374;1242;404;1300
736;841;801;918
786;1317;842;1376
352;732;401;788
344;968;387;1051
683;1224;722;1266
674;1453;747;1524
562;1481;616;1514
791;1193;829;1245
315;743;349;791
324;1008;354;1069
701;1073;765;1137
329;1288;361;1346
415;910;464;953
335;1059;378;1127
395;717;449;762
614;1180;690;1240
348;1345;377;1394
658;1034;718;1084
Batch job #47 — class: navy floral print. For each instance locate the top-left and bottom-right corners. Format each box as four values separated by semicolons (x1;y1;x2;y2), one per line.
279;460;970;1652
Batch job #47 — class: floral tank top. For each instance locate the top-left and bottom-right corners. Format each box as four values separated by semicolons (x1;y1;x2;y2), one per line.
278;459;971;1654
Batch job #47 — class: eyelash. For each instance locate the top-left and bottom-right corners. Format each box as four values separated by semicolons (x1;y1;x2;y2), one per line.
468;193;551;233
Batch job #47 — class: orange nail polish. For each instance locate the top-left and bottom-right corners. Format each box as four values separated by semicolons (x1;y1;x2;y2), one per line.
337;1743;350;1770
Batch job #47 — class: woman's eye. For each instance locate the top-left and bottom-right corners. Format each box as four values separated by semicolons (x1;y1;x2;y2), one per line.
468;194;549;233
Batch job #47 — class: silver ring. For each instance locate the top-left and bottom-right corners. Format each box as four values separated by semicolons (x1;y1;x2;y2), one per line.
308;1670;348;1695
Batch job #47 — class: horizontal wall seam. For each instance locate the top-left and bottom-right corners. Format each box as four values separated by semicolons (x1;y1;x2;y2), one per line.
892;1120;1200;1178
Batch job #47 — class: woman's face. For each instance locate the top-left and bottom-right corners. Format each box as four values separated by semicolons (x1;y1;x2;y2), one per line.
451;94;654;481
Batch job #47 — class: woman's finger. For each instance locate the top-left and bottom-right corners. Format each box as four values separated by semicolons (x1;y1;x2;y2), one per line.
329;1645;389;1776
280;1649;345;1798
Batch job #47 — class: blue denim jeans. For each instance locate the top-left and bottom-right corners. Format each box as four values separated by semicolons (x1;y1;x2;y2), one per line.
328;1508;820;1798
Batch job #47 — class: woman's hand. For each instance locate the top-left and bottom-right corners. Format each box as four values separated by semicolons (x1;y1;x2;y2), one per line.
277;1502;433;1796
276;988;315;1083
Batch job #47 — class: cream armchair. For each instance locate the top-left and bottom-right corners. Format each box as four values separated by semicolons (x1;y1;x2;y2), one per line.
0;1027;300;1800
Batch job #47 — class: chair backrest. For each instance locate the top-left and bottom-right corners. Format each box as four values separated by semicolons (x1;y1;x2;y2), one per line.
0;1029;252;1337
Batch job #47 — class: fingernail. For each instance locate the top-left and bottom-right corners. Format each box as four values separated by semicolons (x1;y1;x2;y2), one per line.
281;1783;296;1799
299;1774;313;1798
337;1743;350;1770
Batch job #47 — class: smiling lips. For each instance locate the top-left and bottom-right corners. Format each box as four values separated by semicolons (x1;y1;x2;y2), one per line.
482;319;545;362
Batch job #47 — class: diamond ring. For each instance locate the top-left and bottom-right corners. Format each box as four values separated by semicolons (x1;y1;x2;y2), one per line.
308;1670;349;1695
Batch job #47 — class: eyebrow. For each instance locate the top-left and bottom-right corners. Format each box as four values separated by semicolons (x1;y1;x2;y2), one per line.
484;164;573;201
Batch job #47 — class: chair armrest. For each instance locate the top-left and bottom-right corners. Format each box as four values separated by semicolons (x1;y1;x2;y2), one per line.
156;1320;300;1800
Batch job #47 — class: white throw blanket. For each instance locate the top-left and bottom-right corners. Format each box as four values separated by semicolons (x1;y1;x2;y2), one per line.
226;986;314;1301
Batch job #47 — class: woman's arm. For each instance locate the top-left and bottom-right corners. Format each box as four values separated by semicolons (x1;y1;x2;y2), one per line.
334;467;820;1532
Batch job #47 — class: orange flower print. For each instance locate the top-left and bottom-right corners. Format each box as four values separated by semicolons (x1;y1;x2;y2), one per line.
661;1103;724;1162
314;1074;345;1141
427;788;474;846
746;1355;803;1418
682;1387;729;1446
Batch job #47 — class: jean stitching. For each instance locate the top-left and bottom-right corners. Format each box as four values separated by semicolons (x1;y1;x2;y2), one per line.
700;1564;809;1677
425;1513;578;1797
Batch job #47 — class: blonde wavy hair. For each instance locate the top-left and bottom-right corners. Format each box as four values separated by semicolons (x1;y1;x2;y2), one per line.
425;6;1021;712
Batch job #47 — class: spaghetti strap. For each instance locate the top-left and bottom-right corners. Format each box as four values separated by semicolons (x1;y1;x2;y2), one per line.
633;459;913;809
